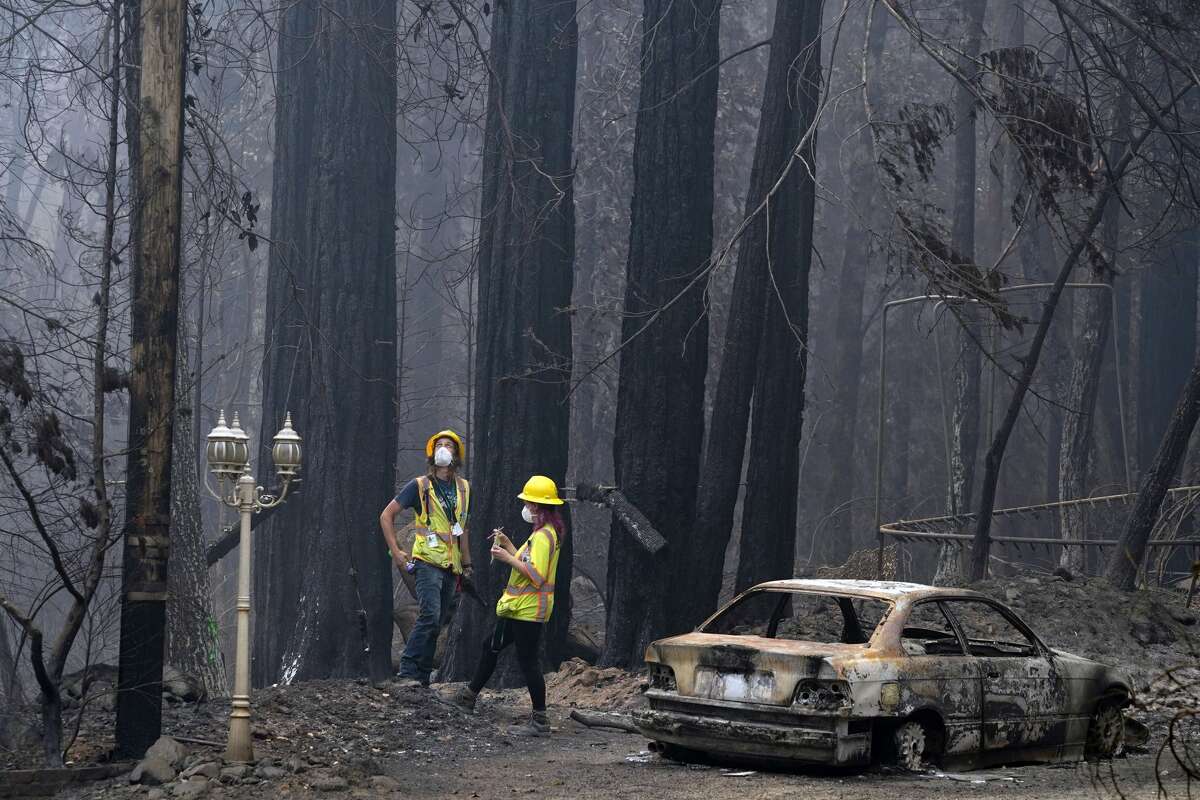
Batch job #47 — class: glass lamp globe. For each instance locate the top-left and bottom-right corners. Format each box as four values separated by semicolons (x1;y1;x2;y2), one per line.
272;412;302;480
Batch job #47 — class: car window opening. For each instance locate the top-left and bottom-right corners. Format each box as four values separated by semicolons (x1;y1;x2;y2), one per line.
702;590;891;645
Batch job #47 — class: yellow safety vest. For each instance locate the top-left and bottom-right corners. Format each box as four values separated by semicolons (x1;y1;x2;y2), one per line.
496;525;560;623
410;475;470;574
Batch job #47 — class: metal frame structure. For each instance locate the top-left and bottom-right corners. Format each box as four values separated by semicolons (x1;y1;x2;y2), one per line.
872;284;1127;577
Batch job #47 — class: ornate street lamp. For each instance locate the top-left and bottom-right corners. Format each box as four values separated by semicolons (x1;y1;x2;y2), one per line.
205;410;302;763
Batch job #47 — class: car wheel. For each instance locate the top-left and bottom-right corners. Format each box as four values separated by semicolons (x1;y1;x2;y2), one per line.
1086;701;1125;760
892;720;929;771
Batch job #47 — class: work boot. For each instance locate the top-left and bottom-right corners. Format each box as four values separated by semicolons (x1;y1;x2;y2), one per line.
435;684;477;713
395;676;424;690
508;710;550;737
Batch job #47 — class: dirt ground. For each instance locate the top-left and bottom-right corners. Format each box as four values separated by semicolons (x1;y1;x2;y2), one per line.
45;690;1193;800
11;575;1200;799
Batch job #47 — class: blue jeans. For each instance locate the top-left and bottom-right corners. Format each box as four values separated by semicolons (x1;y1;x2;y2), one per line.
399;560;458;683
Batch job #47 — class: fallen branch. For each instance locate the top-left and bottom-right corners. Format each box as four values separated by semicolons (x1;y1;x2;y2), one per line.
205;502;281;566
574;483;667;555
569;709;639;733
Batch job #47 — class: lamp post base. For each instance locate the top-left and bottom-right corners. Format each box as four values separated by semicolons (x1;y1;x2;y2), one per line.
226;704;254;763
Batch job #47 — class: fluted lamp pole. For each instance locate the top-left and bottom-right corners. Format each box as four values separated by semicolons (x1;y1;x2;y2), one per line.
205;411;302;763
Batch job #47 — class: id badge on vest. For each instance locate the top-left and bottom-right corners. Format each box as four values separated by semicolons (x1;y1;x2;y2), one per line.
425;532;441;549
451;522;463;538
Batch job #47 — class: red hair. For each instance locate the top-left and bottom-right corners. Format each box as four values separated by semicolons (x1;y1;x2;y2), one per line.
530;503;567;540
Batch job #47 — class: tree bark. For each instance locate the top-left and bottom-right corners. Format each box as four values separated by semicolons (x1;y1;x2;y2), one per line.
818;11;887;565
115;0;185;757
1107;351;1200;589
735;0;823;592
441;0;577;682
934;0;987;587
602;0;720;666
255;0;398;684
0;620;23;748
167;341;227;697
1137;231;1200;469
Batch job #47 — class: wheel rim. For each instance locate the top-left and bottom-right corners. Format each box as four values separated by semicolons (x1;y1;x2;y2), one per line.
896;722;927;771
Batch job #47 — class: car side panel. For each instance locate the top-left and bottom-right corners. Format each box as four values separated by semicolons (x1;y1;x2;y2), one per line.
841;656;983;757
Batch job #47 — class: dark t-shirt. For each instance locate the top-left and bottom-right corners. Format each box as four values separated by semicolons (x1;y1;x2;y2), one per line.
395;476;458;518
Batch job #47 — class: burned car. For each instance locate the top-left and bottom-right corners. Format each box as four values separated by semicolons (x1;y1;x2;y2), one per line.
635;580;1131;770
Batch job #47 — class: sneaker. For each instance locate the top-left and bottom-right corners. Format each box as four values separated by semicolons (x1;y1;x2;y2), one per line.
395;676;424;690
435;684;477;713
508;711;550;737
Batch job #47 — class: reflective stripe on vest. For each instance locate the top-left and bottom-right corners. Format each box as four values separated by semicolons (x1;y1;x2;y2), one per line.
499;526;559;621
412;475;470;572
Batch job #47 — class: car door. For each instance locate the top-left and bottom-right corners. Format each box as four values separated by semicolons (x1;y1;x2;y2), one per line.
897;601;982;757
941;599;1066;755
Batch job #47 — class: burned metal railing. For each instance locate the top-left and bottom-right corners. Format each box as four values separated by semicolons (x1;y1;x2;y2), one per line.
878;484;1200;577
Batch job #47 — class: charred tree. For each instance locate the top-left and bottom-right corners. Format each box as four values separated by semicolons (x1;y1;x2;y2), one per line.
441;0;577;680
1107;349;1200;589
166;342;226;697
1058;81;1131;572
934;0;987;587
114;0;185;757
684;0;820;622
255;0;398;684
818;11;887;565
1137;231;1199;472
735;1;823;592
602;0;720;666
0;620;23;749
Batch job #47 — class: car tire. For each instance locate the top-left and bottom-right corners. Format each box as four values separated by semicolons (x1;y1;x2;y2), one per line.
891;719;929;771
1085;701;1125;761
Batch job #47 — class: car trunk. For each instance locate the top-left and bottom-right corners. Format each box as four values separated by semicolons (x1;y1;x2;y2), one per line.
651;633;867;706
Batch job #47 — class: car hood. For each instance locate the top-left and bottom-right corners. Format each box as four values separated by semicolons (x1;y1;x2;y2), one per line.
647;632;869;705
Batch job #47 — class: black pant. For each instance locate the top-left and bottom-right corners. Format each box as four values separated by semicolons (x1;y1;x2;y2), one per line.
468;617;545;710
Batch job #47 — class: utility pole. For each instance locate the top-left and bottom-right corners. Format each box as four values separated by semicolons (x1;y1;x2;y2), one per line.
114;0;186;757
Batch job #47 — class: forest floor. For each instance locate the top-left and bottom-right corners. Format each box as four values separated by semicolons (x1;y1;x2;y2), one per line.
13;573;1200;799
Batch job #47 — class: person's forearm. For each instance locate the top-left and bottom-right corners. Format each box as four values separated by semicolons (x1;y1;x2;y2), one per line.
380;515;403;556
459;529;472;566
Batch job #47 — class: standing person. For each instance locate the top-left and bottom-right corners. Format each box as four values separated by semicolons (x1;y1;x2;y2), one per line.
438;475;565;736
379;429;473;688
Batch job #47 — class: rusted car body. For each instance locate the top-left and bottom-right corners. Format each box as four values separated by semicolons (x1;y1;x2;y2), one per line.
635;580;1131;770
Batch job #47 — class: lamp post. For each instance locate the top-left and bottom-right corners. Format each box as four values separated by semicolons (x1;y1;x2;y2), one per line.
205;410;302;763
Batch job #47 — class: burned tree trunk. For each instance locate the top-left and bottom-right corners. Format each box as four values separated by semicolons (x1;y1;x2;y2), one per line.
1058;85;1129;572
114;0;185;757
1107;351;1200;589
0;620;23;749
681;0;820;623
441;0;578;681
166;342;227;697
255;0;397;684
818;11;887;565
1137;232;1199;473
603;0;720;665
934;0;987;587
735;0;823;592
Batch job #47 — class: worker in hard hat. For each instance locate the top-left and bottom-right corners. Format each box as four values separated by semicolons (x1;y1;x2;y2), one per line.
437;475;565;736
379;429;472;688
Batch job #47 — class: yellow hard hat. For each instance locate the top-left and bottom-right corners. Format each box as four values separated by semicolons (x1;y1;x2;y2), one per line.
517;475;564;506
426;429;465;462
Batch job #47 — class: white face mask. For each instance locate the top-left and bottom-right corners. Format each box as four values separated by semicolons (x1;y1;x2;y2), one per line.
521;506;535;524
433;446;453;467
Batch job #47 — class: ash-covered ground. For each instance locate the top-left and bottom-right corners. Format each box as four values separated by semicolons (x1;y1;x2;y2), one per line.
5;575;1199;799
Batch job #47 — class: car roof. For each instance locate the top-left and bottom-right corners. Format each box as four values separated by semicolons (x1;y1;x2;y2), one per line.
752;578;990;602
